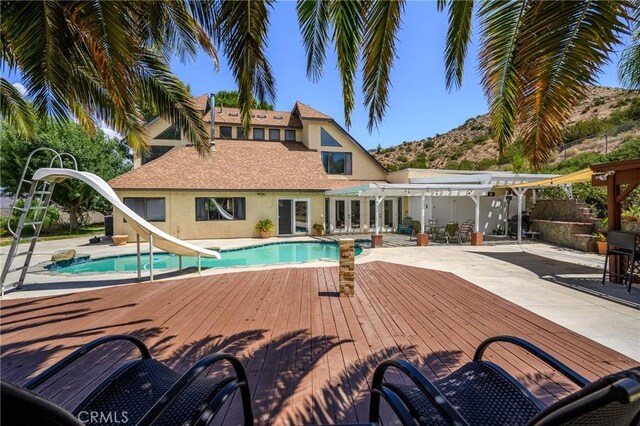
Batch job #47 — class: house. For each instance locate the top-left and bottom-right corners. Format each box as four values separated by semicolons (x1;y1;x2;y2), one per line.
109;96;552;240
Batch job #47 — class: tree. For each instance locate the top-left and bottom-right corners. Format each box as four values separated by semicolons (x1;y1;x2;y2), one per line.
296;0;635;169
0;118;132;230
213;90;274;110
0;1;275;154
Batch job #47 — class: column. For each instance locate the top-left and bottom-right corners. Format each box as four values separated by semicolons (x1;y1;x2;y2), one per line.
470;194;483;246
339;238;355;297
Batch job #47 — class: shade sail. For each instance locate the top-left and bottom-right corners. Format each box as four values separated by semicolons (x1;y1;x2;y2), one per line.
507;168;593;189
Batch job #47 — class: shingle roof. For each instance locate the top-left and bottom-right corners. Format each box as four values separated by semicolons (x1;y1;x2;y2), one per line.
326;179;389;189
294;101;332;120
109;141;332;191
191;94;303;128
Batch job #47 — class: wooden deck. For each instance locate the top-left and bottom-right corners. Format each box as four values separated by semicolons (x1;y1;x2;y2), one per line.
1;261;636;425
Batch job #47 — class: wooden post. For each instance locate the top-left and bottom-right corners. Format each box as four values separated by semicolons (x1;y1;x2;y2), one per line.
607;174;622;282
339;239;355;297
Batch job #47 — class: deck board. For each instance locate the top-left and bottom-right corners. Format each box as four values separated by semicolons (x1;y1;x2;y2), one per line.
1;261;637;425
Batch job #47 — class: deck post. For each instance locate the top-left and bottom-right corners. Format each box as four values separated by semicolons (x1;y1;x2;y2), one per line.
197;254;201;275
339;239;355;296
420;193;426;233
179;255;183;271
513;188;526;244
148;233;154;282
371;196;384;248
136;234;141;281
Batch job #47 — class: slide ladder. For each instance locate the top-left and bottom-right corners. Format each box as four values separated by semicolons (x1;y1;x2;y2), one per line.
1;149;78;294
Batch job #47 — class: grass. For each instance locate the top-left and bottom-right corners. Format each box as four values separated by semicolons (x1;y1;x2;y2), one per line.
0;225;105;246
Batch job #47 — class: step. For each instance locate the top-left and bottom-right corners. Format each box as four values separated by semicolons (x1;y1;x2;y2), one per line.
15;250;33;257
8;265;28;273
23;221;43;227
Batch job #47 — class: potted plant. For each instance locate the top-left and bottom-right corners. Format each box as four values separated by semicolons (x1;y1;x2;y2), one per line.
593;232;607;255
312;223;324;236
255;219;274;239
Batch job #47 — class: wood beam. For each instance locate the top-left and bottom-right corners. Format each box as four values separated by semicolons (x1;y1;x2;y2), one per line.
616;182;639;204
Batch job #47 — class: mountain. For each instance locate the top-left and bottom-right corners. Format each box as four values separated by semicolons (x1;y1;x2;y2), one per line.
373;86;640;171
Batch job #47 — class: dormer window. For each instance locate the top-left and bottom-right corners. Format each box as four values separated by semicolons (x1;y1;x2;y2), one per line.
237;126;246;139
269;129;280;141
285;129;296;141
253;128;265;140
219;126;232;139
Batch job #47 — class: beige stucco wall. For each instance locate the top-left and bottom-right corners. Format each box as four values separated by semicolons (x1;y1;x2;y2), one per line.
302;119;387;181
113;189;325;241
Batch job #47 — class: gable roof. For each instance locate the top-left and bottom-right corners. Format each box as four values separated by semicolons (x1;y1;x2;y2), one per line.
294;101;332;120
109;141;332;191
204;106;302;128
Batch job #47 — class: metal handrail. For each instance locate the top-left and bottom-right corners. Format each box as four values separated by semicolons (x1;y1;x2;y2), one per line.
6;148;78;238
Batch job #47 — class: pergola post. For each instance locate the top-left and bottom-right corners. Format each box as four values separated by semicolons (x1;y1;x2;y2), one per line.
148;233;154;282
371;196;384;248
416;193;428;246
470;194;482;245
513;188;527;244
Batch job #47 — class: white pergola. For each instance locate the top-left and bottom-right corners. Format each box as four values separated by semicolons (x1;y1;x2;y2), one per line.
325;172;560;238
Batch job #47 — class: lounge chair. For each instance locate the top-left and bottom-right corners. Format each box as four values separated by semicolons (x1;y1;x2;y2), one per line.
436;221;459;244
1;334;253;426
397;217;414;235
370;335;640;425
456;220;475;244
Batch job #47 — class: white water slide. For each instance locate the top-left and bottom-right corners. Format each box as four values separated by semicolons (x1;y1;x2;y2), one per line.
33;168;221;260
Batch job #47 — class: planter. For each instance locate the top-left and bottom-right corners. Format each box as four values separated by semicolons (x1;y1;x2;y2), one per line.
260;231;270;239
596;240;607;255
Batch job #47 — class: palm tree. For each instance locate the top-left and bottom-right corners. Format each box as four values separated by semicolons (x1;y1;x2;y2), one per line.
0;0;275;154
297;0;636;168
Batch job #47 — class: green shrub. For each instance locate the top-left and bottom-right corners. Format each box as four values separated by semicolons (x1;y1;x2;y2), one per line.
397;155;408;162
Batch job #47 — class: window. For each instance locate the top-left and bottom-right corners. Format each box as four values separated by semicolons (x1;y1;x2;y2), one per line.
154;125;181;140
236;126;246;139
253;128;265;140
195;197;246;221
321;152;352;175
219;126;232;139
123;198;166;222
142;146;173;165
268;129;281;141
320;128;342;147
285;129;296;141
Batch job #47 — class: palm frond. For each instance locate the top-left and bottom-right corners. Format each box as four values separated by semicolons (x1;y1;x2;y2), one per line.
440;0;474;91
477;0;531;154
329;0;365;128
138;51;209;154
516;1;629;168
297;0;331;82
217;0;276;132
362;0;404;131
619;4;640;89
0;77;36;137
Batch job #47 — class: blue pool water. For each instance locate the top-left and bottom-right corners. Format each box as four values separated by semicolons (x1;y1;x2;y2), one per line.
47;242;362;274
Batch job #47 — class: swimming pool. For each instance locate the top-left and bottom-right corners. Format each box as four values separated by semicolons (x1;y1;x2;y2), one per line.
46;242;363;274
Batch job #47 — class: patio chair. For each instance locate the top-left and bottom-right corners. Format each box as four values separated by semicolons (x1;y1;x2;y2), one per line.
369;335;640;426
1;334;254;426
602;230;638;294
436;222;459;244
456;220;474;244
397;217;414;235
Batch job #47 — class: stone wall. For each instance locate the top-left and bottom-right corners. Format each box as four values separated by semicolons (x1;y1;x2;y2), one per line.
531;220;596;252
622;220;640;233
529;199;597;224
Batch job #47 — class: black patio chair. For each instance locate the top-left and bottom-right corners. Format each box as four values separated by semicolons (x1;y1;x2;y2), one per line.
602;230;638;294
1;334;253;426
369;335;640;426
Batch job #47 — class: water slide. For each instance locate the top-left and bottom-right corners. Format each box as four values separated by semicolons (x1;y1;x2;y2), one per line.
32;168;221;259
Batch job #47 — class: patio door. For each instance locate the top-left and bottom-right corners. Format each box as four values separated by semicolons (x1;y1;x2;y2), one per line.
278;199;310;235
349;200;361;231
335;200;346;232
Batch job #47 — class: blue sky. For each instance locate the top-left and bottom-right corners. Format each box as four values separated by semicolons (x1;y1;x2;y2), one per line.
172;1;628;150
5;2;628;149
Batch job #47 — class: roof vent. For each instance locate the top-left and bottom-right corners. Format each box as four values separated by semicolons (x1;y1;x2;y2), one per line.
257;114;267;118
229;112;238;116
274;115;283;119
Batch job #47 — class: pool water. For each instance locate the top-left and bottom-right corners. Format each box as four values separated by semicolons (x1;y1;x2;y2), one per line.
47;242;363;274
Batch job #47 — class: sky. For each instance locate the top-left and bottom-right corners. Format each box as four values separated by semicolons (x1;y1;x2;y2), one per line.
6;2;629;150
171;1;629;150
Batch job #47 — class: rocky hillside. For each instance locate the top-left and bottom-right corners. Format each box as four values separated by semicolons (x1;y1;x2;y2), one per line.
374;86;640;171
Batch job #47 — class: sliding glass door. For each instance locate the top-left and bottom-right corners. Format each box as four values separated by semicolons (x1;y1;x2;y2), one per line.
278;199;310;235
